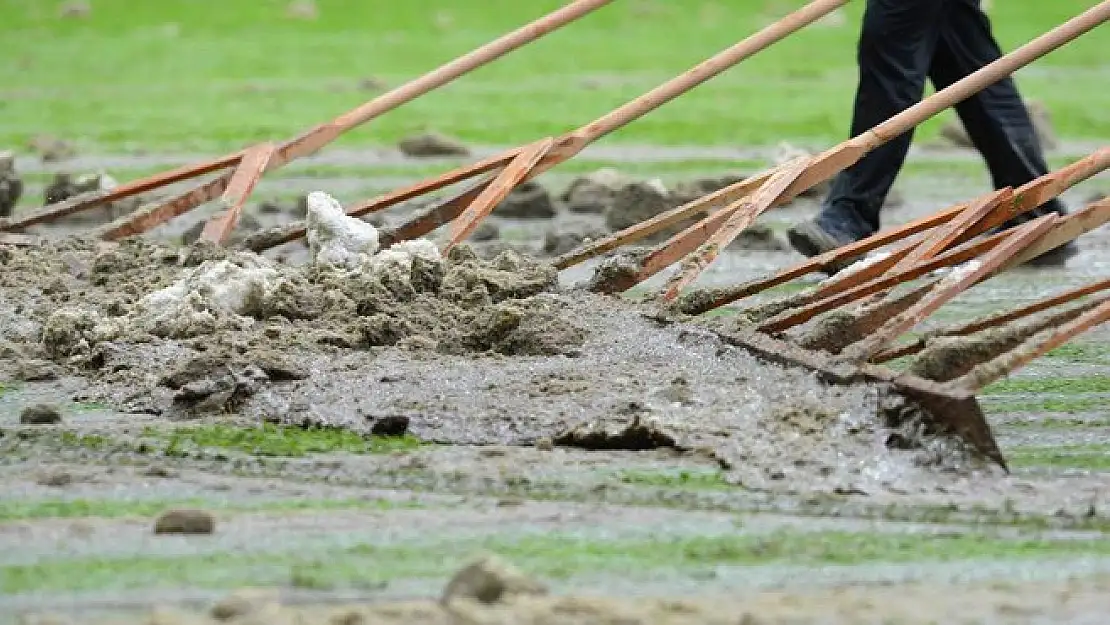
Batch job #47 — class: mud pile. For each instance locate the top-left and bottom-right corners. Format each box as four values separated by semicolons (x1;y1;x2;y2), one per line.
1;227;988;491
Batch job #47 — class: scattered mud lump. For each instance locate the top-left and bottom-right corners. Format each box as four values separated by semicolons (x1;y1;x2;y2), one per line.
540;225;607;257
210;588;280;620
492;181;557;219
584;247;651;294
730;223;787;252
19;403;63;425
0;150;22;218
27;135;76;162
604;179;672;232
153;509;216;535
669;173;748;203
181;210;263;246
554;415;678;451
441;555;548;605
397;131;470;158
469;220;501;242
562;168;630;214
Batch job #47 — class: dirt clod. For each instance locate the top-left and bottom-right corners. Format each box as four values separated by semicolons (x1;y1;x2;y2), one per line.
562;168;629;214
0;150;22;218
441;555;548;605
210;588;280;620
154;509;216;535
397;132;470;158
493;181;557;219
20;403;63;425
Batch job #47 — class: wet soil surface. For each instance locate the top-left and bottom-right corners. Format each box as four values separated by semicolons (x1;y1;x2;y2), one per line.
2;148;1109;624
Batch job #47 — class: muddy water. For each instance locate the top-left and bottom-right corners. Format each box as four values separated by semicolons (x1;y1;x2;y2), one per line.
2;150;1110;624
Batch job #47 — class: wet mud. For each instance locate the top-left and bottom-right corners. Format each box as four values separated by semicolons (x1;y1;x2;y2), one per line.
2;148;1109;624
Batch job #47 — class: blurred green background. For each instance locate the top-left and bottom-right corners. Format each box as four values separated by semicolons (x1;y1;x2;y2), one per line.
0;0;1106;153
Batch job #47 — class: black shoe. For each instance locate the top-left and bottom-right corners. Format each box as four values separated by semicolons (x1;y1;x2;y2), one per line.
786;219;861;276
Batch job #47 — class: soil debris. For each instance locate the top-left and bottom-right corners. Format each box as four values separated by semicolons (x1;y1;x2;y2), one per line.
397;132;471;158
0;150;22;218
603;178;674;232
562;168;630;214
41;171;140;225
554;413;679;451
469;220;501;242
584;246;652;294
540;224;607;257
27;135;76;162
492;181;557;219
441;555;548;605
153;509;216;535
19;403;63;425
182;211;262;247
210;588;281;620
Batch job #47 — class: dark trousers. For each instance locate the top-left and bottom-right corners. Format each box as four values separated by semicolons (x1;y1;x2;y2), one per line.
816;0;1065;242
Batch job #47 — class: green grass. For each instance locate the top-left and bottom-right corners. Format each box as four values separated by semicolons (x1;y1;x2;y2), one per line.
618;469;732;490
5;528;1109;594
1010;444;1110;472
984;375;1110;396
982;396;1108;415
1;0;1106;156
159;423;422;458
1045;342;1110;366
0;495;423;523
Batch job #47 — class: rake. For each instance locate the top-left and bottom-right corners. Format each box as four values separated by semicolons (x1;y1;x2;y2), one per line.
235;0;850;254
551;1;1110;300
0;0;616;242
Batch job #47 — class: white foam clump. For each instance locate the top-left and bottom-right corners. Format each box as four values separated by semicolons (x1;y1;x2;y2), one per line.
304;190;380;268
135;255;282;337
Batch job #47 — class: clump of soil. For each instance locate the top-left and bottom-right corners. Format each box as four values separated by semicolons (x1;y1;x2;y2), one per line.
153;509;216;535
469;221;501;243
540;224;607;257
562;168;630;214
584;247;652;294
493;181;557;219
603;179;674;232
398;132;471;158
441;555;548;605
27;134;76;162
0;150;22;218
258;194;309;219
19;403;63;425
181;211;263;247
0;236;585;419
41;171;142;225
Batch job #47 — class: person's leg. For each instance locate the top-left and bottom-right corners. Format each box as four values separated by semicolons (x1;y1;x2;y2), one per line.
929;0;1077;265
788;0;947;263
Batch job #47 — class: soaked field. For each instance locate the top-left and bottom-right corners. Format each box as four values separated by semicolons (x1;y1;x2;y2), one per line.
4;1;1110;623
2;142;1110;625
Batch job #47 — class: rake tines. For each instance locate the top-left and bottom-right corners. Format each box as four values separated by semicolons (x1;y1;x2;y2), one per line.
0;0;615;241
